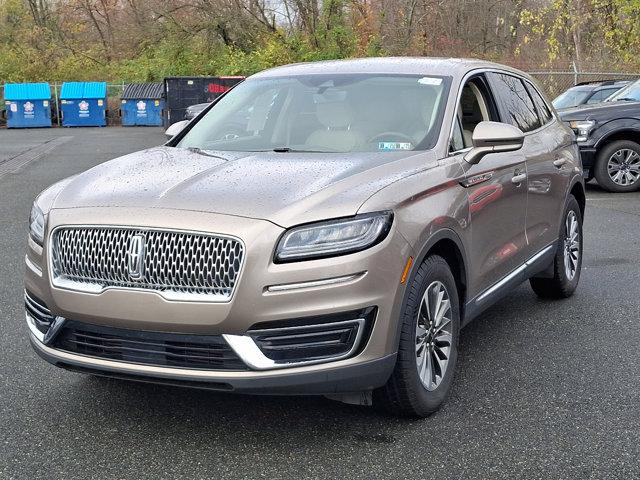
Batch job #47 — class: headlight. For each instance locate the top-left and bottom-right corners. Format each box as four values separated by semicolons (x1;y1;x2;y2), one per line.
569;120;596;142
29;203;45;245
275;212;393;262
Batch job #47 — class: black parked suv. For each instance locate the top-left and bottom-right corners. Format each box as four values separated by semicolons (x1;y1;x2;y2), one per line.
552;80;629;111
559;79;640;192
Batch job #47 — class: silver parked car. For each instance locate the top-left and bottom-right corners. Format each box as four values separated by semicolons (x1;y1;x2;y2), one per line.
26;58;584;416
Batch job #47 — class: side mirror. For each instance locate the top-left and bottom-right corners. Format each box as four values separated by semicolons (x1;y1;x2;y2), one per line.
464;121;524;165
165;120;190;140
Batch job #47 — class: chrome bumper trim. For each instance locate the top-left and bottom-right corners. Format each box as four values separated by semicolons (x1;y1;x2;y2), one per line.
264;272;366;294
29;331;377;382
25;255;43;277
25;312;66;345
223;318;365;371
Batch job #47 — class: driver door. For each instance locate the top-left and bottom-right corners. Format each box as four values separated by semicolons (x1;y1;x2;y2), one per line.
451;75;528;299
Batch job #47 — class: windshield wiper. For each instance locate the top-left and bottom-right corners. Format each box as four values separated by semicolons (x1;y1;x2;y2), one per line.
272;147;336;153
614;97;639;102
185;147;228;160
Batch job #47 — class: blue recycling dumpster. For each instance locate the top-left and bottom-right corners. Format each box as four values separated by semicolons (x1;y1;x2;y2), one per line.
121;83;164;126
4;83;52;128
60;82;107;127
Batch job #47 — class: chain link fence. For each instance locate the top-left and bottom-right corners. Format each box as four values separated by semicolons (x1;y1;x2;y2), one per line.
2;71;640;127
529;71;640;98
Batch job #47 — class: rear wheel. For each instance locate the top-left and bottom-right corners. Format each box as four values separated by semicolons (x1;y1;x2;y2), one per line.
594;140;640;192
374;255;460;417
530;195;582;299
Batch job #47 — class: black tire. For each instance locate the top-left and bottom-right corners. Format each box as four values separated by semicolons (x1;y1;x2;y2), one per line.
594;140;640;192
374;255;460;417
530;195;583;299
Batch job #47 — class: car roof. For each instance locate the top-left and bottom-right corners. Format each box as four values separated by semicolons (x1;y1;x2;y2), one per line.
250;57;529;80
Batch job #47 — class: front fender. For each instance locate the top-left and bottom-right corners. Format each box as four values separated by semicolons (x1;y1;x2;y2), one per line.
592;118;640;149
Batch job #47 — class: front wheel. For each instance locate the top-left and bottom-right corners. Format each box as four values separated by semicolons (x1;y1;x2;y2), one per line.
530;195;583;299
374;255;460;417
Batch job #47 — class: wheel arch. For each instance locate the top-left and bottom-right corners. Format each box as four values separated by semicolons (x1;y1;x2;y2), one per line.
594;127;640;152
569;179;586;218
393;228;469;350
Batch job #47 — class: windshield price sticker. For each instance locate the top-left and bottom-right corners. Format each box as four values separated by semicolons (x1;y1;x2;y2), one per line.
418;77;442;86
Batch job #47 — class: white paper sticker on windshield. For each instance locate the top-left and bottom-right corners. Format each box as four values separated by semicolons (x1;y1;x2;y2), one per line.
379;142;412;151
418;77;442;86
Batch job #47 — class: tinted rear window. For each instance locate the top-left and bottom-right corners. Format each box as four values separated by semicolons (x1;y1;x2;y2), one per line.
525;81;553;124
489;73;541;132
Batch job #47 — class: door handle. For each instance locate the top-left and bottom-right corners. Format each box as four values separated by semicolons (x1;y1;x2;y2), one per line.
553;158;567;168
511;173;527;185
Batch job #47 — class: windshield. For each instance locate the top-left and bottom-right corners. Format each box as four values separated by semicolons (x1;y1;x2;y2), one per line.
552;87;591;109
607;80;640;102
177;74;451;153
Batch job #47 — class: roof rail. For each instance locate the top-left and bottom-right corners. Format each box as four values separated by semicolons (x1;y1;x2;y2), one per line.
574;79;630;86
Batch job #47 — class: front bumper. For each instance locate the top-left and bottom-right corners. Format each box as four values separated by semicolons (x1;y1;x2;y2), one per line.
25;207;412;394
577;146;596;171
29;332;396;395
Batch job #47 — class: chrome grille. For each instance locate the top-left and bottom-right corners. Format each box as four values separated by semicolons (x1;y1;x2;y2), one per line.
50;227;244;301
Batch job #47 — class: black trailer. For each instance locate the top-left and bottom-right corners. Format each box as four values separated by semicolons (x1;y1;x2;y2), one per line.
163;76;244;127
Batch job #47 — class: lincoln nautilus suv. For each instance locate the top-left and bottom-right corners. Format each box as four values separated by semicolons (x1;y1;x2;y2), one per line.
25;58;585;416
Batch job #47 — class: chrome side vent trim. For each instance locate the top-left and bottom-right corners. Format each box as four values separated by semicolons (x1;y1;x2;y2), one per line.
24;290;65;345
224;317;368;371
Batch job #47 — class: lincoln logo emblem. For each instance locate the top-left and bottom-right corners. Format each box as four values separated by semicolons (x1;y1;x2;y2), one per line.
127;234;146;280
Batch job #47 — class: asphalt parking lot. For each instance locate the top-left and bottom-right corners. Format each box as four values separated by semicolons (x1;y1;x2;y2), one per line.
1;127;639;479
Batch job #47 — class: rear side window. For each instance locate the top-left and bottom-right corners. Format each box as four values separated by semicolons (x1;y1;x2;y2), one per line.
586;90;606;104
601;88;620;100
588;88;618;103
488;73;541;132
525;81;553;124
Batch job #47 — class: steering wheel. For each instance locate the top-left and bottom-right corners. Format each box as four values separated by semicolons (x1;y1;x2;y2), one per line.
369;131;415;145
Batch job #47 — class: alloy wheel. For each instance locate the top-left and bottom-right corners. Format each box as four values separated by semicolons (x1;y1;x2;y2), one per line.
415;281;453;391
607;149;640;186
564;210;580;281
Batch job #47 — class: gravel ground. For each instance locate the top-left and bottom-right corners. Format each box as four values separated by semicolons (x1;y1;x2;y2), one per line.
1;127;638;479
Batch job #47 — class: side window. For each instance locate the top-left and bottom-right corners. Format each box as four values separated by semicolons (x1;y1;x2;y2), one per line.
488;73;541;132
525;81;553;124
451;76;500;151
451;117;465;152
586;90;605;104
597;88;618;102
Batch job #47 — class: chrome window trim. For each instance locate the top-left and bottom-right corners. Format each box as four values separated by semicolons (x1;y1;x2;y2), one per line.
47;224;246;303
223;318;366;370
447;67;558;157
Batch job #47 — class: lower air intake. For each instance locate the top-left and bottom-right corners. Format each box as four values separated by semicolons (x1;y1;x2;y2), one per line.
247;308;376;364
53;321;249;371
24;290;56;335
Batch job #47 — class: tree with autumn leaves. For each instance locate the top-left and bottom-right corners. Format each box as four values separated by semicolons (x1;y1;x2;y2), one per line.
1;0;640;82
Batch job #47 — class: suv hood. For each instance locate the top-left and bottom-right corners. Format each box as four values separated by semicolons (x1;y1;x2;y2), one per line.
51;146;436;227
558;100;640;122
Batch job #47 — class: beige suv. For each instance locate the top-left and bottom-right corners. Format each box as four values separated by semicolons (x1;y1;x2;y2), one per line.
25;58;584;417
